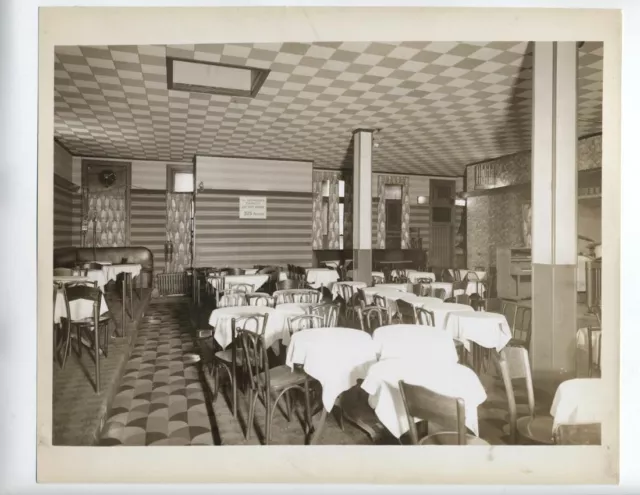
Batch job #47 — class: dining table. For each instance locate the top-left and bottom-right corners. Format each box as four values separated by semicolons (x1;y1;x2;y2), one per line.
423;302;474;329
331;280;368;300
53;280;109;325
372;324;459;363
444;310;512;352
209;306;291;351
285;327;380;444
392;269;436;283
549;378;606;433
360;358;488;441
305;268;340;290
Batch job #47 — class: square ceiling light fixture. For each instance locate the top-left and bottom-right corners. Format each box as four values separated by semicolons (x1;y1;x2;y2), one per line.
167;57;270;98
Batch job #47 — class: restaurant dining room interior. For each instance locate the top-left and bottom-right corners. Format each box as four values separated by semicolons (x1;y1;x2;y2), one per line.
51;39;605;447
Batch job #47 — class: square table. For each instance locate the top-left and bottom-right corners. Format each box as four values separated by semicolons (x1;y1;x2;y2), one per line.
444;311;512;352
305;268;340;290
209;306;290;351
550;378;606;432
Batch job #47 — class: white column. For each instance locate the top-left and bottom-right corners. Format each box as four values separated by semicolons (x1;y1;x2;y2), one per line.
352;129;373;282
531;42;578;379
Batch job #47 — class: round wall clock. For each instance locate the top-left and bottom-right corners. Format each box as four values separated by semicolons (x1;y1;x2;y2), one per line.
98;169;117;188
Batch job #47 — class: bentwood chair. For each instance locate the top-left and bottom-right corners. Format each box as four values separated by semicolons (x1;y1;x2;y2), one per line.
415;307;436;327
508;306;533;351
211;314;268;419
217;293;247;308
246;293;276;308
396;299;417;324
356;304;389;333
554;423;601;445
338;284;357;321
309;303;338;327
63;281;111;393
398;381;490;445
498;345;554;445
288;314;325;335
238;328;312;444
500;300;519;330
226;283;254;294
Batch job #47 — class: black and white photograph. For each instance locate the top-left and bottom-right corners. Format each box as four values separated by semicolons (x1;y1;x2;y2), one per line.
31;4;622;486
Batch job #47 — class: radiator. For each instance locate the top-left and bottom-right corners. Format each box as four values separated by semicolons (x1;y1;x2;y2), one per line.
156;272;191;296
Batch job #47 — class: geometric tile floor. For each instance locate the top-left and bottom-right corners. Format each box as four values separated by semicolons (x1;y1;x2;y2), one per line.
97;297;561;447
100;298;215;445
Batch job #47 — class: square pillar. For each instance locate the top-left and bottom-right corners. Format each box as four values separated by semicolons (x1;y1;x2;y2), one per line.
352;129;373;283
531;42;578;381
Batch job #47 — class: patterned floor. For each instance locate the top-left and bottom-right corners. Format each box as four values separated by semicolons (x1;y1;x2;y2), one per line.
100;298;215;445
98;296;561;446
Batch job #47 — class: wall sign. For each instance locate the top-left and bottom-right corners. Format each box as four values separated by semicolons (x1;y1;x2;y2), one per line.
239;196;267;219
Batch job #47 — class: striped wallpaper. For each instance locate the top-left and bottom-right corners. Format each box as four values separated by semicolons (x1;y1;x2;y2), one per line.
410;205;431;250
71;192;82;246
130;190;167;274
54;181;74;248
196;156;312;192
195;191;312;268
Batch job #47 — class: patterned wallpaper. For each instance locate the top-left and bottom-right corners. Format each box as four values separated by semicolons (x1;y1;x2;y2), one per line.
466;134;602;191
467;188;531;269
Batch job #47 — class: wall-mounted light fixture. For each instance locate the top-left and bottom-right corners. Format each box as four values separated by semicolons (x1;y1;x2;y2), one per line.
417;195;428;205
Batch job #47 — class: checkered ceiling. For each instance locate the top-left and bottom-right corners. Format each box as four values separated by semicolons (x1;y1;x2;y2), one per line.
54;41;603;176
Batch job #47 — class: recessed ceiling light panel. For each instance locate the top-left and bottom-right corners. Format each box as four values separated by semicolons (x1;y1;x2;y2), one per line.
167;57;270;98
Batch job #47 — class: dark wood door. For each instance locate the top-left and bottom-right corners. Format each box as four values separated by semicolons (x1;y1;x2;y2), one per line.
385;199;402;249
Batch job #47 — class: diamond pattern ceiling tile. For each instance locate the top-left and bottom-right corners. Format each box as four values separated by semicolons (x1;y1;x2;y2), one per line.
54;41;603;176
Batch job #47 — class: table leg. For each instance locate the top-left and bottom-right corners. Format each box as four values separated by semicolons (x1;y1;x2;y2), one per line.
121;276;126;336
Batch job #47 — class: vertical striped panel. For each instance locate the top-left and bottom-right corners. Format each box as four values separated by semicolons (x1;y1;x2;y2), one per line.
71;193;82;246
195;191;312;268
54;184;73;248
196;156;312;193
130;190;167;274
410;205;431;250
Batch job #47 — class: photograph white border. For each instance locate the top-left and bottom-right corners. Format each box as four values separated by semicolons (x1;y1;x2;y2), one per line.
35;5;620;485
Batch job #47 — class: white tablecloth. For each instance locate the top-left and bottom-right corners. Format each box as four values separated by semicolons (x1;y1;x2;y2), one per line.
331;280;368;300
305;268;340;289
444;311;512;352
360;286;406;306
209;306;289;350
274;302;312;320
372;324;459;363
103;264;142;283
427;281;454;298
347;270;384;280
85;269;108;290
361;359;487;438
550;378;606;432
53;289;109;324
406;296;446;308
425;302;474;328
576;327;601;366
225;274;270;291
286;327;379;411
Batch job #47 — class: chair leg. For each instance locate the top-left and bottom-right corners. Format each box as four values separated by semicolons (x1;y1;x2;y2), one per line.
76;326;83;357
94;323;101;394
61;320;72;369
212;363;220;402
284;391;292;422
265;394;272;445
303;378;312;436
247;389;258;440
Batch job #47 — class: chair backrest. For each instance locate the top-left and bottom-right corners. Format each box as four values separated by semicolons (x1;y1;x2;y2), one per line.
396;299;416;324
309;303;338;327
236;325;270;397
218;293;247;308
64;281;101;321
276;279;302;291
226;282;254;294
372;274;385;285
499;345;535;416
415;307;435;327
373;294;388;309
246;292;275;308
393;269;408;283
288;314;324;334
455;294;470;306
513;305;532;349
452;269;462;282
468;293;485;311
444;296;456;303
433;288;446;300
339;283;355;302
54;267;74;276
356;305;388;333
554;423;601;445
333;294;347;323
501;300;518;328
398;380;467;445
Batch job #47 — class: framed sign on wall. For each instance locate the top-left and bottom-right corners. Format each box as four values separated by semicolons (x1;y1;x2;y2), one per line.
239;196;267;219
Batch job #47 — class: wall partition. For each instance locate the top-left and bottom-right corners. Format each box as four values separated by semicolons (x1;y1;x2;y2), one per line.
194;156;313;269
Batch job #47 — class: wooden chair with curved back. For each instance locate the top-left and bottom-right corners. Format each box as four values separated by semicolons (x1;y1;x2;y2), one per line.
309;303;338;328
288;314;325;336
226;282;254;294
398;381;490;445
246;292;276;308
237;324;312;444
508;305;532;350
211;314;268;419
356;303;389;334
62;281;111;393
414;307;436;327
217;293;247;308
396;299;417;324
496;345;554;445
